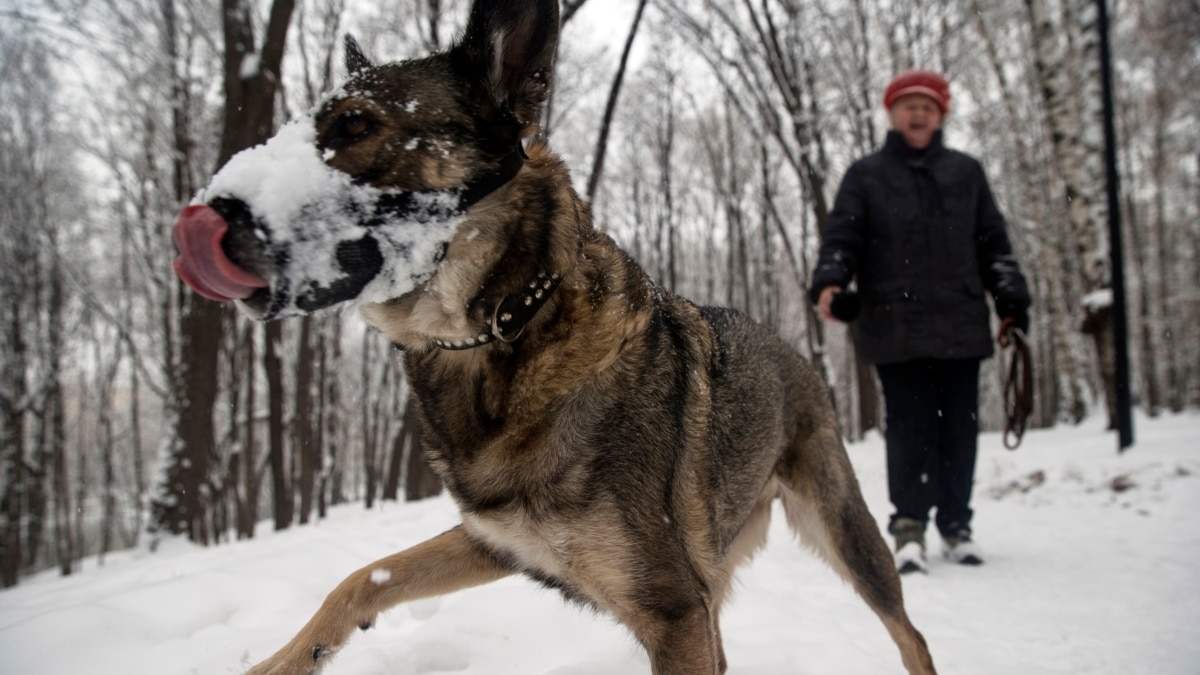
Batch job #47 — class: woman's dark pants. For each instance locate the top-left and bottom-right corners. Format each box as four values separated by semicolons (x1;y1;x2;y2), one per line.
875;357;982;539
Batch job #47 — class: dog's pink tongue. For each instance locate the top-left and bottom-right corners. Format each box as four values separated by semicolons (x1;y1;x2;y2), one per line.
172;205;267;302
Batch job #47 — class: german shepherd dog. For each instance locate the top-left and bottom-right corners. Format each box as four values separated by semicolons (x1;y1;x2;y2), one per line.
172;1;936;673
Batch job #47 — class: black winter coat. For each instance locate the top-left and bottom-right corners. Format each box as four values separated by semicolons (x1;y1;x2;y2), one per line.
810;130;1030;364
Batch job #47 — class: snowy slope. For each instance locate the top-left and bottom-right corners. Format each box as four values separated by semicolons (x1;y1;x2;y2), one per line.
2;413;1198;675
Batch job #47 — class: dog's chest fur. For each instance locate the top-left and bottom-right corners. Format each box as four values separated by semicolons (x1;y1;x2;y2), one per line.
463;508;569;576
458;501;634;606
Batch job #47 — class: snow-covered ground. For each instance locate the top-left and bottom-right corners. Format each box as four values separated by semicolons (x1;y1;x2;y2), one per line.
2;412;1198;675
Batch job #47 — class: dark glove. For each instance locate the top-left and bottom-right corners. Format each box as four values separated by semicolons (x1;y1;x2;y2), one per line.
998;305;1029;336
830;290;861;323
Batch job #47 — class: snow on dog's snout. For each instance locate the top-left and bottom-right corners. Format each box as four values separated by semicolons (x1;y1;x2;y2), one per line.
173;119;463;320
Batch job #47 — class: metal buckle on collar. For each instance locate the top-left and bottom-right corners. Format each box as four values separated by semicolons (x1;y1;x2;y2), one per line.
491;303;526;344
434;270;561;350
491;271;561;344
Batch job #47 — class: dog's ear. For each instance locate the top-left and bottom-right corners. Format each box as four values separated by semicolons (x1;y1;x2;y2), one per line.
455;0;559;137
344;34;373;76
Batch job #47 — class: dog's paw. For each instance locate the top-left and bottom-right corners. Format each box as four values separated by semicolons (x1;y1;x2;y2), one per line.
246;642;337;675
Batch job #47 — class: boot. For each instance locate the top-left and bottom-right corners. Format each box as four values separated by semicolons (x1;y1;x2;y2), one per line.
942;530;984;566
890;517;928;575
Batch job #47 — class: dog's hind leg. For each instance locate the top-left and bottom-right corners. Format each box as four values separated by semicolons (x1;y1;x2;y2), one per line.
246;525;514;675
776;424;937;675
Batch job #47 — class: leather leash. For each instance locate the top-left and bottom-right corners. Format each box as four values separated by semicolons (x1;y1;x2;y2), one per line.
997;318;1034;450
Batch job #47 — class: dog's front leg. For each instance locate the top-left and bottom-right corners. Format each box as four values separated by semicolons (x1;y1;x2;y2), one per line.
247;525;514;675
636;602;723;675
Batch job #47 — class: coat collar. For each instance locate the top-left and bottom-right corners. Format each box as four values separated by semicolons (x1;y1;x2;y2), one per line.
884;129;945;161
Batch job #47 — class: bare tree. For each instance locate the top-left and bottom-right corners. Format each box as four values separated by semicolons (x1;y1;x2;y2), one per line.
1;0;1196;589
1023;0;1118;426
661;0;864;430
0;27;81;583
263;321;291;529
585;0;649;202
295;317;318;524
153;0;297;542
972;0;1088;425
0;33;38;584
1129;0;1200;413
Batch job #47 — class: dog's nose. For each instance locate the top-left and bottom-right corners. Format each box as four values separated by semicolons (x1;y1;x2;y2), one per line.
173;204;268;301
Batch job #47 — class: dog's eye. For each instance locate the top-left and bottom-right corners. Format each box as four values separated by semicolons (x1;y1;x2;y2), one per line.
324;111;375;149
342;113;370;137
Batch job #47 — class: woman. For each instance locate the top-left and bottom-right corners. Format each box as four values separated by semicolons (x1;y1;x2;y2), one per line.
810;69;1031;574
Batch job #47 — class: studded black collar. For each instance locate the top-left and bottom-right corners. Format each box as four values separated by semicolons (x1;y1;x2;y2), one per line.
433;270;563;350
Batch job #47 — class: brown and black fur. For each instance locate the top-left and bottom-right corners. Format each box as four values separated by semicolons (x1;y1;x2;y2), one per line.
238;1;936;673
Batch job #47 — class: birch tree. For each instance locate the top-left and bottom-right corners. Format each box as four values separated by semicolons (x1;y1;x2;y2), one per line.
1124;0;1200;413
1023;0;1121;426
971;0;1089;425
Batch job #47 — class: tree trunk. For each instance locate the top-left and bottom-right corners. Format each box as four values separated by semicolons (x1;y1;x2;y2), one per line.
1025;0;1115;426
757;144;777;330
325;319;345;507
0;280;25;587
382;426;404;502
362;332;381;509
1070;0;1119;427
239;322;258;538
48;262;73;574
122;233;148;545
230;0;297;529
654;70;678;292
156;0;297;540
1149;86;1182;413
264;321;291;530
296;316;316;524
153;0;218;543
585;0;649;202
314;323;328;518
1120;91;1160;417
974;0;1086;426
97;339;120;563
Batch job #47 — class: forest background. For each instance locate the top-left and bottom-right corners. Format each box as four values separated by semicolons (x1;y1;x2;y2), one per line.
1;0;1196;587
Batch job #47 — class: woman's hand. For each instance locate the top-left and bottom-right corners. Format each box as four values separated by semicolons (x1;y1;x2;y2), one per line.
817;286;842;322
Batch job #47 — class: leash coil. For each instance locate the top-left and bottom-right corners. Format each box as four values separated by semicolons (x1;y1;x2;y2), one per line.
998;319;1034;450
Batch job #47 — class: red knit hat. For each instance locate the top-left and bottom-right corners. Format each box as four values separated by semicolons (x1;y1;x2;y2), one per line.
883;69;951;114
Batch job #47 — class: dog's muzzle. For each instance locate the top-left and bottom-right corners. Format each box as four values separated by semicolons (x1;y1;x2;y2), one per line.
172;193;453;320
171;118;525;321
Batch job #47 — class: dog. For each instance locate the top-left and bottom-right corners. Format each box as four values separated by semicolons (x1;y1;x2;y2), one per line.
171;1;936;673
